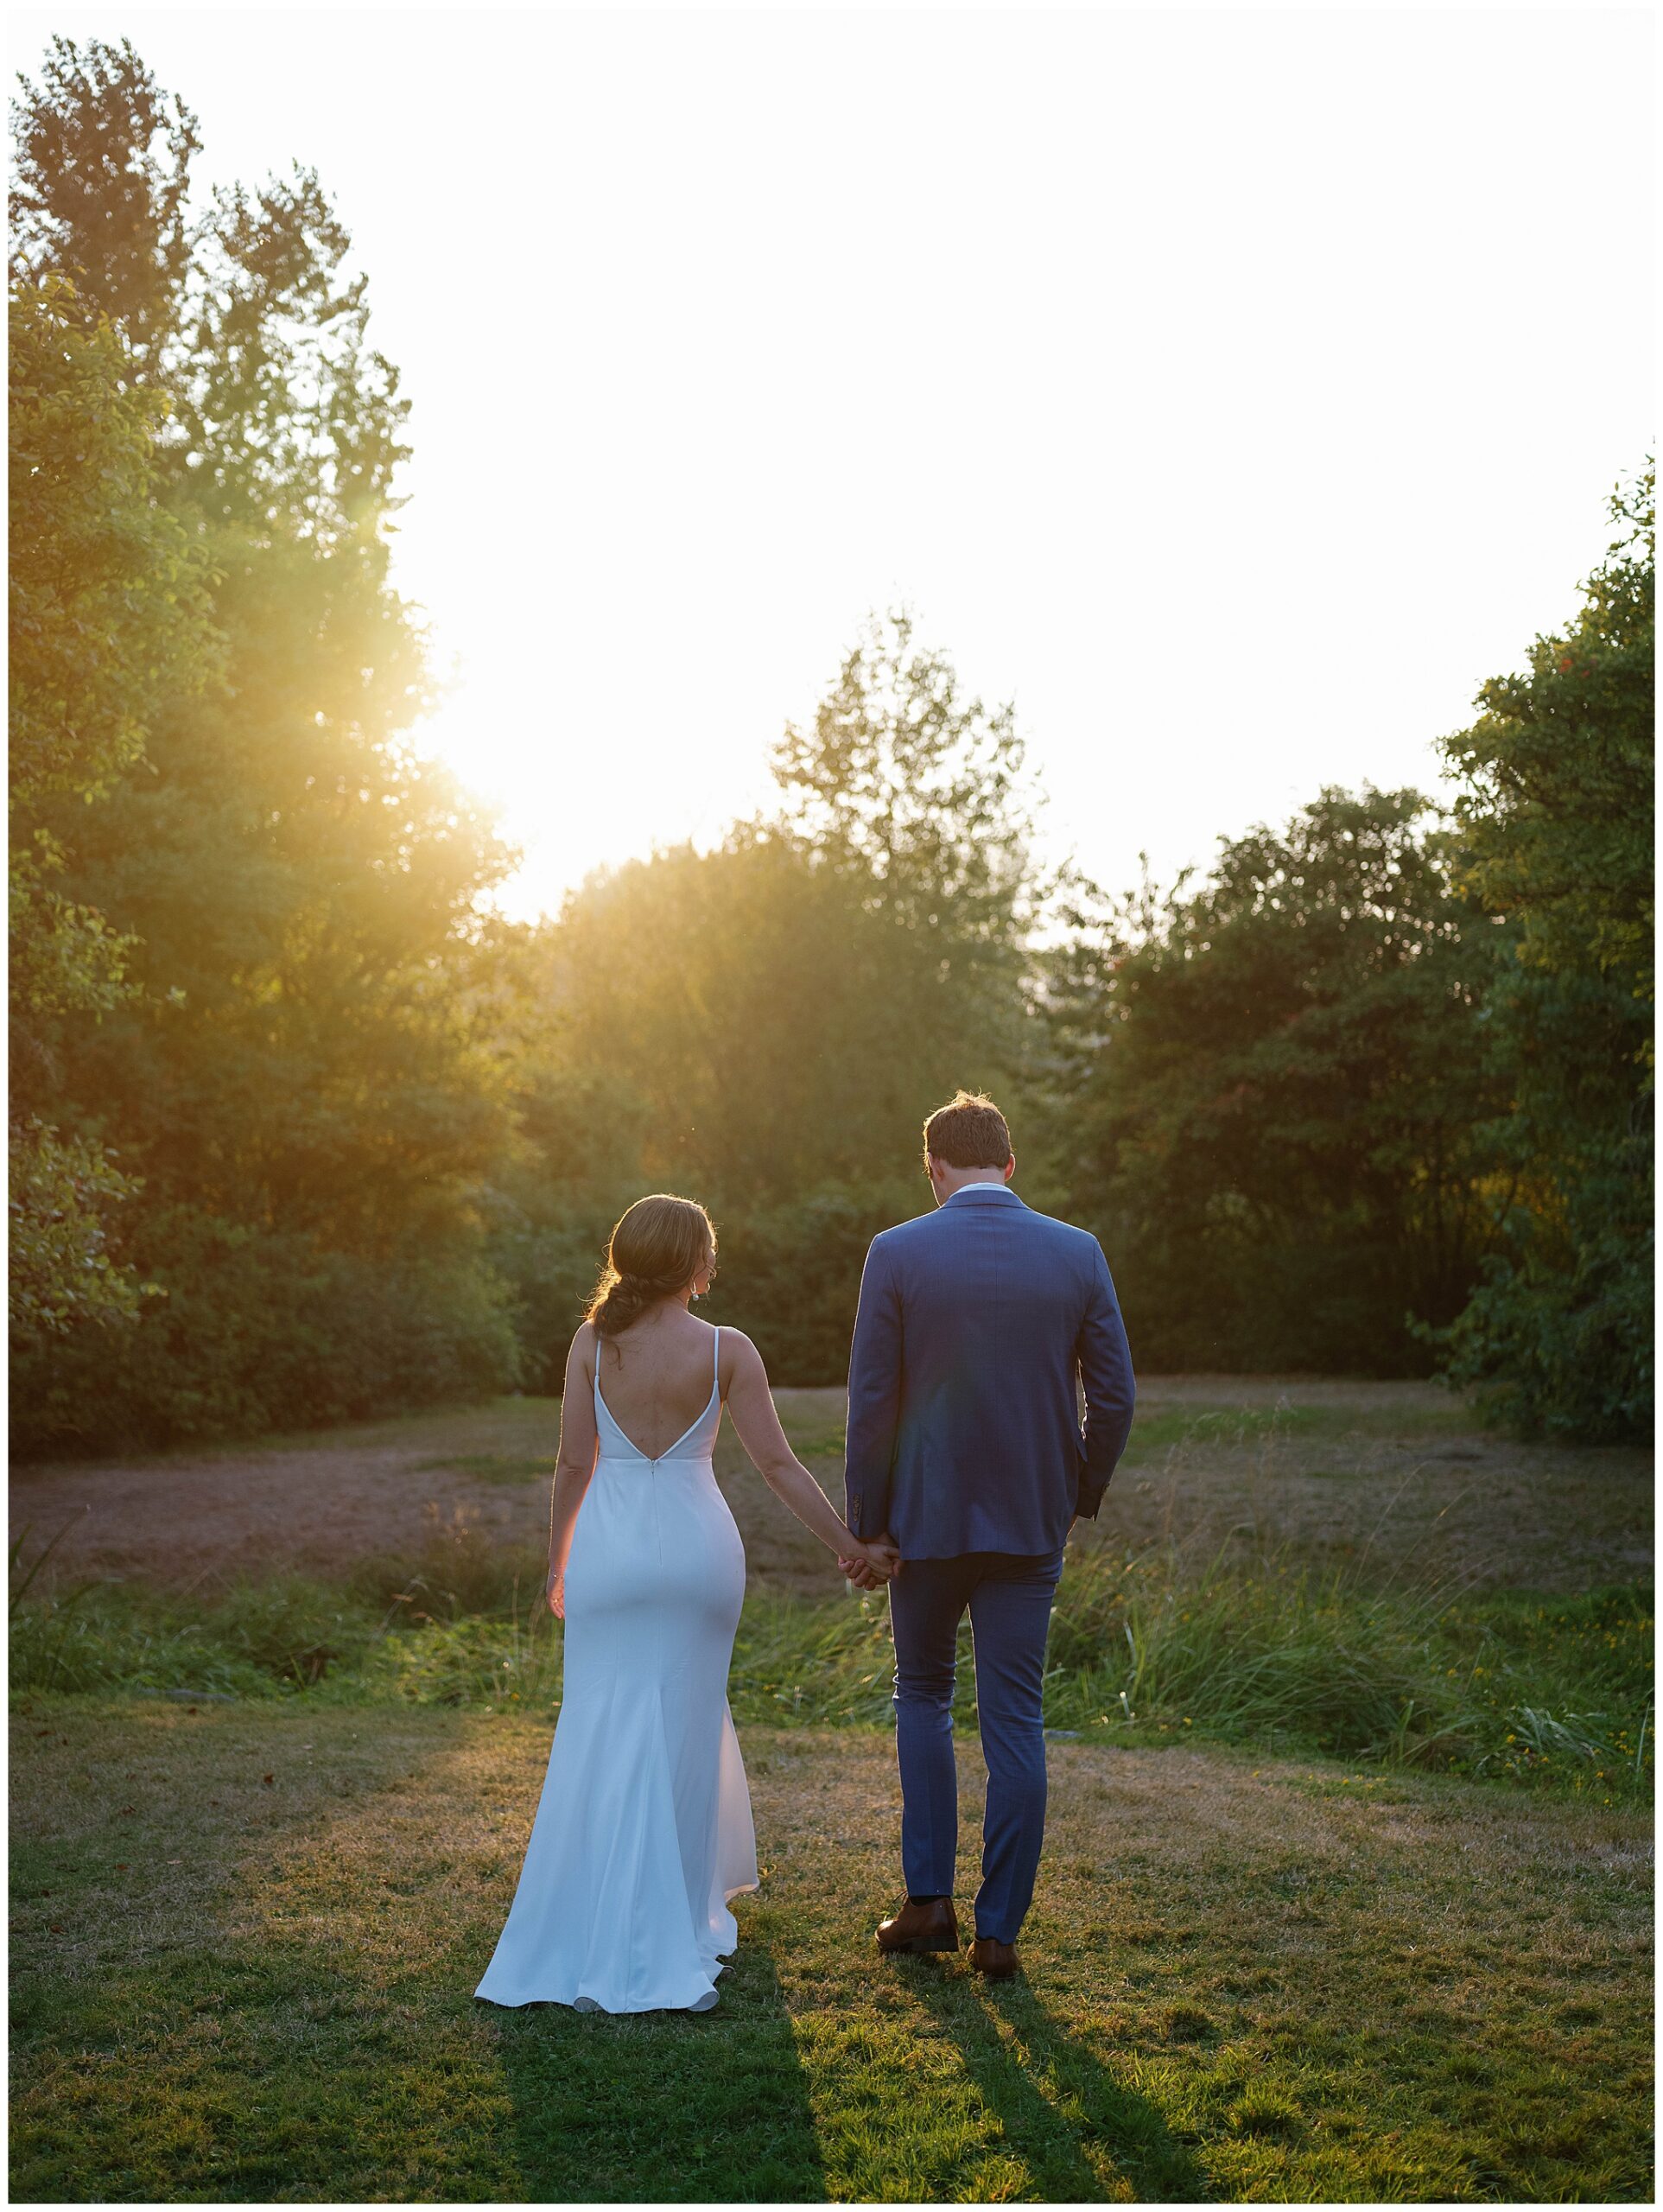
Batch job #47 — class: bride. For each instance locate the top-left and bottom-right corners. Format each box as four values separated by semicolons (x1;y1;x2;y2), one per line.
476;1192;898;2014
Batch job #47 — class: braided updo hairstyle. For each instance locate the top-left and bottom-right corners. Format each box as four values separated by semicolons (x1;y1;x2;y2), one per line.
586;1193;716;1338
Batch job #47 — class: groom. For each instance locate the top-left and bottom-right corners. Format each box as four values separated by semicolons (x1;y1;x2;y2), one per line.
841;1091;1135;1979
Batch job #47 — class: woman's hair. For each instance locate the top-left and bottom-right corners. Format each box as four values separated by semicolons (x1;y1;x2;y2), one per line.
586;1193;716;1338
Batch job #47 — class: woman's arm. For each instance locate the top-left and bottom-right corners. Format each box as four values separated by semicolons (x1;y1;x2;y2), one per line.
546;1325;601;1617
723;1331;898;1578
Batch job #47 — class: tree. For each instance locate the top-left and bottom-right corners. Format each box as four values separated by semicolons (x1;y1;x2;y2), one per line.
9;278;216;1344
1044;788;1507;1373
1434;467;1653;1439
771;605;1043;949
10;37;200;369
483;830;951;1385
769;607;1050;1124
10;42;521;1449
480;614;1054;1385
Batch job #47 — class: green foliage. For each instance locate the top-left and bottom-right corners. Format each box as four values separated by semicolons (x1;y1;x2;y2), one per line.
706;1185;908;1383
10;42;519;1449
10;1211;520;1453
1042;1554;1651;1798
1044;787;1507;1373
8;34;1647;1442
770;604;1044;964
9;278;218;1344
7;280;211;820
7;1118;157;1341
1435;469;1653;1440
482;620;1044;1383
10;37;200;367
1444;470;1653;1000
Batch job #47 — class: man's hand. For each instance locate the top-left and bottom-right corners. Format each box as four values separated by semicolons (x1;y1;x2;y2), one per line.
840;1535;901;1589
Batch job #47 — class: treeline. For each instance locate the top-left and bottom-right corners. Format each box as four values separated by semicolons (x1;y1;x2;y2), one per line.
9;41;1653;1455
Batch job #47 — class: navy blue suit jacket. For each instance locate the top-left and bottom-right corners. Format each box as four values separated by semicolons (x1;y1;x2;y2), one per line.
843;1184;1136;1559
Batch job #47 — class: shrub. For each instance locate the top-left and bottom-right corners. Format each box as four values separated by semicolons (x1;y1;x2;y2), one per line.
10;1208;522;1455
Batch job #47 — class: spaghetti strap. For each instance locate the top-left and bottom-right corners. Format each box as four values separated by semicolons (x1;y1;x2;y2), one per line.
713;1325;721;1389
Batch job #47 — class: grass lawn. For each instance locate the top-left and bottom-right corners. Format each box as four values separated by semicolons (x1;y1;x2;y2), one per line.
11;1379;1653;2201
10;1701;1653;2203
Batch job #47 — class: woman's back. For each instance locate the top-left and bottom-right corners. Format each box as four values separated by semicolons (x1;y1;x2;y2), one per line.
591;1308;724;1461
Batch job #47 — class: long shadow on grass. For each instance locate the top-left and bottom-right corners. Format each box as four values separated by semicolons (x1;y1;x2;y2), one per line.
903;1961;1209;2203
493;1938;822;2203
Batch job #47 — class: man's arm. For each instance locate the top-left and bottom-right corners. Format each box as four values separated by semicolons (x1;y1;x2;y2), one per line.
844;1236;903;1541
1075;1242;1135;1519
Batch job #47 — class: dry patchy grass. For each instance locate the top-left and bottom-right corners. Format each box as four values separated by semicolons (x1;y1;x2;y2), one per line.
10;1378;1652;1602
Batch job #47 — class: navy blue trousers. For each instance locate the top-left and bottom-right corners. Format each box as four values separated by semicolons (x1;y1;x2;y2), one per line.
888;1549;1064;1945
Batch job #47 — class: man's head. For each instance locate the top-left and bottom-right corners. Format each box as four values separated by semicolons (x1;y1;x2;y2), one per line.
921;1090;1015;1205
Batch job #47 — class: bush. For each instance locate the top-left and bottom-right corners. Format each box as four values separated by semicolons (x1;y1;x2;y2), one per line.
704;1181;915;1385
10;1206;522;1455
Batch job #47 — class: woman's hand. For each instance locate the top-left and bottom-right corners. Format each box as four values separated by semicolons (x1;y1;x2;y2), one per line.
546;1563;565;1619
839;1535;901;1590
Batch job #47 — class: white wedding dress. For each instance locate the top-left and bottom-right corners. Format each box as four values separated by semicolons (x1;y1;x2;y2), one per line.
475;1326;758;2012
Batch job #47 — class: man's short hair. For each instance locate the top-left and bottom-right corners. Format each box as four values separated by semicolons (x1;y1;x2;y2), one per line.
923;1090;1012;1170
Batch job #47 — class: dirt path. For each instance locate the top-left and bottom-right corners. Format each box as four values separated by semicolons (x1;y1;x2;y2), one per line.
10;1379;1651;1597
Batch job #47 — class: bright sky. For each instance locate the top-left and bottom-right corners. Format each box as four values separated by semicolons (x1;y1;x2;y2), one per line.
12;4;1656;922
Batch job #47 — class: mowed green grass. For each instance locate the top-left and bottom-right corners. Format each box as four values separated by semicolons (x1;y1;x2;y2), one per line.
10;1702;1653;2203
10;1378;1653;2201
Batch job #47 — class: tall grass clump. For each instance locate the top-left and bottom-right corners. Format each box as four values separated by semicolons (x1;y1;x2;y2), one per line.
1044;1541;1652;1799
10;1520;1649;1802
1048;1540;1448;1754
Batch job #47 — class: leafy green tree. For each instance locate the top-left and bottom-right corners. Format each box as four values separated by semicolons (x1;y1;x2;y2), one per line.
1044;788;1507;1373
10;37;199;369
10;41;521;1448
771;606;1043;950
9;278;216;1344
771;609;1049;1094
1435;469;1653;1439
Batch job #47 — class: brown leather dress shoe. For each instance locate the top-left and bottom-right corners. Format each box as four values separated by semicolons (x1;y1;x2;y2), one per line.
875;1897;960;1954
969;1936;1020;1980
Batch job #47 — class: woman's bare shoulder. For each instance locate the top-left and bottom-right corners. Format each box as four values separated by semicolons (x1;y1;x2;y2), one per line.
716;1325;765;1382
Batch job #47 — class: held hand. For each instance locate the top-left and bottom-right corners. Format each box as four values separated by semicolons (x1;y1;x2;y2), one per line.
866;1536;902;1580
546;1564;565;1619
839;1535;901;1589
